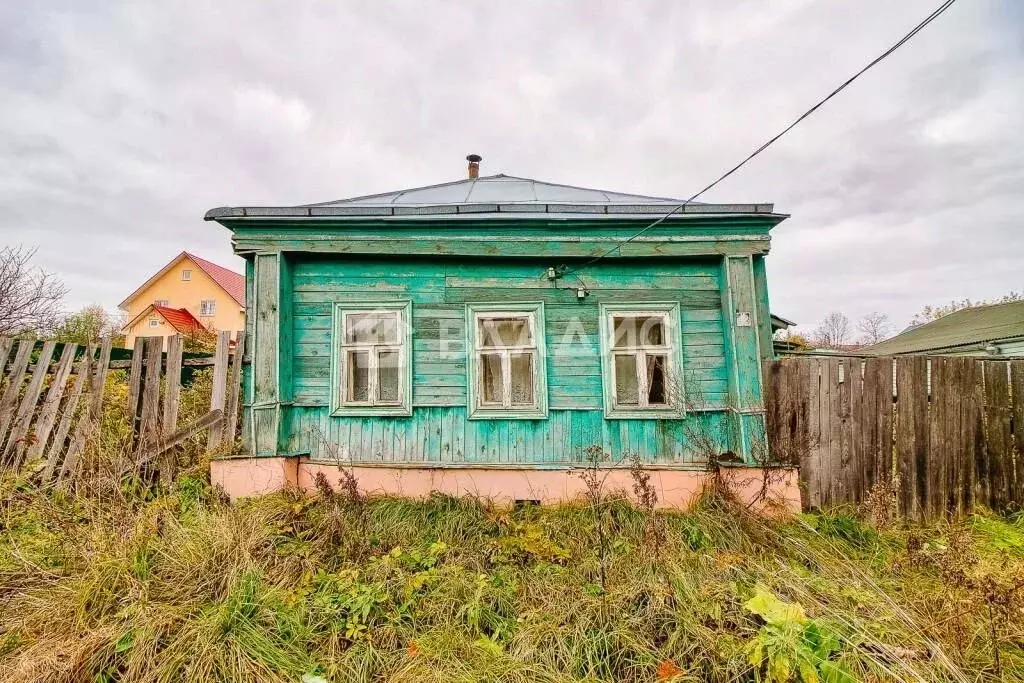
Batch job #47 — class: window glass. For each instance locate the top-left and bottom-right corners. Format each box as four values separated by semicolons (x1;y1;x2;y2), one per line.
346;312;398;344
154;299;168;307
182;270;191;281
612;315;666;348
614;354;640;405
509;353;534;405
646;354;668;405
149;318;159;328
347;350;370;402
200;300;216;316
377;350;400;403
478;316;531;348
480;353;504;405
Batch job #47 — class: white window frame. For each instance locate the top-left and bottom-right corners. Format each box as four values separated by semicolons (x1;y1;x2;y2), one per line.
330;301;412;417
149;318;159;328
598;302;685;419
466;302;548;420
154;299;168;307
200;299;216;316
181;269;191;281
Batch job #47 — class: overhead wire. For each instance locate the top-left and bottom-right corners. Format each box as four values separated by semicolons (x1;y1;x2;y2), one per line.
559;0;958;277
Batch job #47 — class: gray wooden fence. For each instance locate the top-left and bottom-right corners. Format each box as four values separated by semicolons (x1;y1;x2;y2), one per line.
0;331;244;484
764;356;1024;521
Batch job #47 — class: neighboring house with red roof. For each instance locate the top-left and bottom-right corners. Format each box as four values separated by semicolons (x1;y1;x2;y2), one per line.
119;252;245;349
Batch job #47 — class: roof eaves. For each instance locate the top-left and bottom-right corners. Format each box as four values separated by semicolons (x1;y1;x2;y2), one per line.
207;203;782;221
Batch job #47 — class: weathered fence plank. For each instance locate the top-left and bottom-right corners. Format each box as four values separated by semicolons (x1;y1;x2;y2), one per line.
59;338;113;483
41;345;93;481
804;358;822;509
137;336;163;450
0;338;13;375
0;340;34;440
127;336;145;419
1011;361;1024;506
222;331;246;445
26;343;77;463
206;331;231;450
895;357;928;520
928;357;952;520
966;359;987;511
163;335;183;435
3;340;56;465
983;362;1012;513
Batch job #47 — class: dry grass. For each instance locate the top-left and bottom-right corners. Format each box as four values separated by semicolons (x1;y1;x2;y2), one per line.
1;469;1023;682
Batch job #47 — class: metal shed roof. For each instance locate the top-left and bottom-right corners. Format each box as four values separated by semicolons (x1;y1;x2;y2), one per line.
205;174;783;221
307;174;698;207
862;300;1024;356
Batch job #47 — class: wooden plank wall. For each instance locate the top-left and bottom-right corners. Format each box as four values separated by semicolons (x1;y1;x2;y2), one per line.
764;356;1024;520
288;256;735;464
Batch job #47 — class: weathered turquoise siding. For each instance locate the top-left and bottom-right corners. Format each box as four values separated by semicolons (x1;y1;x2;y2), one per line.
213;178;788;469
271;255;737;464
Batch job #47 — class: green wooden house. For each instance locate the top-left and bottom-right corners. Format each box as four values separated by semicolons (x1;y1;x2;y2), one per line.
205;159;792;504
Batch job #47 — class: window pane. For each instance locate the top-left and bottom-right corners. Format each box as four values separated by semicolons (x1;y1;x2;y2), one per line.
479;316;531;348
377;349;400;402
480;353;504;405
612;315;665;348
510;352;534;406
346;312;398;344
347;350;370;402
614;354;639;405
646;354;668;405
642;317;665;346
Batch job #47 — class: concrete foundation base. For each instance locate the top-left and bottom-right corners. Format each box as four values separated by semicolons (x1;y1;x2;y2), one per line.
211;457;801;512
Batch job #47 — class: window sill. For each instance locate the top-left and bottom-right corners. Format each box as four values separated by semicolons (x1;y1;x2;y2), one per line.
467;406;549;420
330;405;413;418
602;407;686;420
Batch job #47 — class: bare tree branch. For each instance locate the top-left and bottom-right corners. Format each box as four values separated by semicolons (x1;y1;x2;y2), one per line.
0;246;68;337
812;312;851;349
857;312;892;345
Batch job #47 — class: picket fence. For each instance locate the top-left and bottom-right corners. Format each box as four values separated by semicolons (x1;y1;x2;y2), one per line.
764;355;1024;521
0;331;244;483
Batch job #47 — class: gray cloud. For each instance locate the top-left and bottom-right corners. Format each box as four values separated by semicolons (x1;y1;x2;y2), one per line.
1;0;1021;334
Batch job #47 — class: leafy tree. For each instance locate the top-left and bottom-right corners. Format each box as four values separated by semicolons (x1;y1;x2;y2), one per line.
812;312;851;349
54;304;123;346
909;292;1021;327
782;333;812;352
773;330;812;352
856;312;892;345
0;246;67;336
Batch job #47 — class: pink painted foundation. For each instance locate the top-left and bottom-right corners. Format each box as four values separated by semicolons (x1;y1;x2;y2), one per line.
211;457;801;512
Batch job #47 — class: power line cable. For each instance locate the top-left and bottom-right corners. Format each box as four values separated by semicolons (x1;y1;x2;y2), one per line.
561;0;957;276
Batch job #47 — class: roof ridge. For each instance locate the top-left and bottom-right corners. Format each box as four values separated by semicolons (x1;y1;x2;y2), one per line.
301;174;510;207
477;174;694;203
298;174;703;207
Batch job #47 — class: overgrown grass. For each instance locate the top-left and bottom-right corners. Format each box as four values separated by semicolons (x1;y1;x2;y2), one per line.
1;471;1023;683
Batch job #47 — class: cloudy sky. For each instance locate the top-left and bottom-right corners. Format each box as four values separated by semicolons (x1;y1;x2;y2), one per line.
2;0;1021;337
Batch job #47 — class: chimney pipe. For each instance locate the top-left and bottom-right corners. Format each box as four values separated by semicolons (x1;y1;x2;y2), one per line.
466;154;482;179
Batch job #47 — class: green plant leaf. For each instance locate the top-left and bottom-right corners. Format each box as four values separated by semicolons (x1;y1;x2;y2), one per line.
819;660;856;683
744;587;807;627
